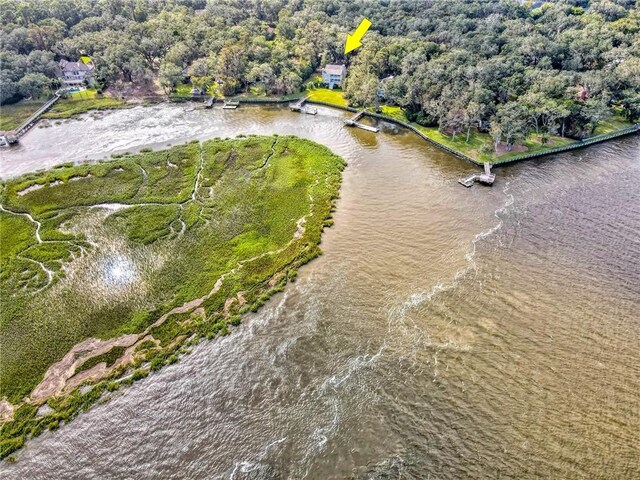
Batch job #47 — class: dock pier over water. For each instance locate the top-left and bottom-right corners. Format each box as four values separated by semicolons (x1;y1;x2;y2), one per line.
458;163;496;187
289;97;317;115
344;110;379;133
223;100;240;109
1;94;61;147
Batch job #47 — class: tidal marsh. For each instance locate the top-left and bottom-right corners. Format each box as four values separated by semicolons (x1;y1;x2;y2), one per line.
0;135;345;458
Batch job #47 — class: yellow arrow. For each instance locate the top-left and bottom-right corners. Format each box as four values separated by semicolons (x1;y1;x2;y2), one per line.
345;18;372;54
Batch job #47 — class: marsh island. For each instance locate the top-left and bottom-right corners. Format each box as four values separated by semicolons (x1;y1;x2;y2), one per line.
0;134;344;458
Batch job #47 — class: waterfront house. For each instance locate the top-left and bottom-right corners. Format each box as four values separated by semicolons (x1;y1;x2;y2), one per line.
321;64;347;89
59;58;95;86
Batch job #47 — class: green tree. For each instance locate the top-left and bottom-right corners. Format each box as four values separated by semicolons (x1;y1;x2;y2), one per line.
158;62;183;95
17;72;50;98
345;64;378;108
493;102;530;151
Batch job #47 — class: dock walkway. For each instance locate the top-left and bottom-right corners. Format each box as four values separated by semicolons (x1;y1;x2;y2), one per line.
289;97;317;115
344;110;379;133
17;95;60;137
1;94;61;146
290;97;307;111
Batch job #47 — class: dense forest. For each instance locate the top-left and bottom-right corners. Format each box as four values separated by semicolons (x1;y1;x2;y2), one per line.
1;0;639;144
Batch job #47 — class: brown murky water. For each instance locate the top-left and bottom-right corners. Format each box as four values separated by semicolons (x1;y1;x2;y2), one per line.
1;105;639;479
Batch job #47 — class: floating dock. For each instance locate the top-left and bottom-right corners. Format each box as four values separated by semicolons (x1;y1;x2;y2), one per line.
344;110;379;133
223;100;240;109
458;163;496;187
290;97;307;112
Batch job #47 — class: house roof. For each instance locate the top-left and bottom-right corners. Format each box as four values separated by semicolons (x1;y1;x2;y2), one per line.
59;59;94;72
323;64;346;74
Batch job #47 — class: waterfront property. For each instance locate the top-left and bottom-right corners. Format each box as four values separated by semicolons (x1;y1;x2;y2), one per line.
321;64;347;89
301;88;640;165
59;58;95;86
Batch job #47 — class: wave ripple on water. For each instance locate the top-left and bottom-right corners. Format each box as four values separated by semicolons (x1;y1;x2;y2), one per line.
1;107;639;479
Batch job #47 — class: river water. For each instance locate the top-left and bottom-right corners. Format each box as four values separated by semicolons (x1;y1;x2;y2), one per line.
1;104;639;479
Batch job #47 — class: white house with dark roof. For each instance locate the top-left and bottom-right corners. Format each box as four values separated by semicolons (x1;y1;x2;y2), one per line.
59;58;95;85
321;64;347;89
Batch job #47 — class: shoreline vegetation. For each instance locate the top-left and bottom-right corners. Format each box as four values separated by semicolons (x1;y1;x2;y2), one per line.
41;89;127;120
3;0;639;166
4;89;638;167
0;135;345;460
0;89;129;131
301;88;640;165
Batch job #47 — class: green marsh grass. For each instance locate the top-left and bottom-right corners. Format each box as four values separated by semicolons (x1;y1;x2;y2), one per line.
0;135;345;458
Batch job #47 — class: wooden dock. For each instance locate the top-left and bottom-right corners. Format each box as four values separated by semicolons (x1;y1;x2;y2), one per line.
290;97;307;111
289;97;317;115
1;94;61;147
223;100;240;109
16;95;60;138
204;97;215;109
458;163;496;187
344;110;379;133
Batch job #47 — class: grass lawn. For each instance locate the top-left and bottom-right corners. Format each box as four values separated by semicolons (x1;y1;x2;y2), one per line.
415;124;578;163
306;87;348;107
0;99;49;131
593;114;634;135
372;104;632;163
0;135;345;459
42;89;126;120
172;82;194;96
376;105;406;122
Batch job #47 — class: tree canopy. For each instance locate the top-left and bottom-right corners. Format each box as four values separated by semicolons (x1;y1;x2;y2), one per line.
1;0;639;140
